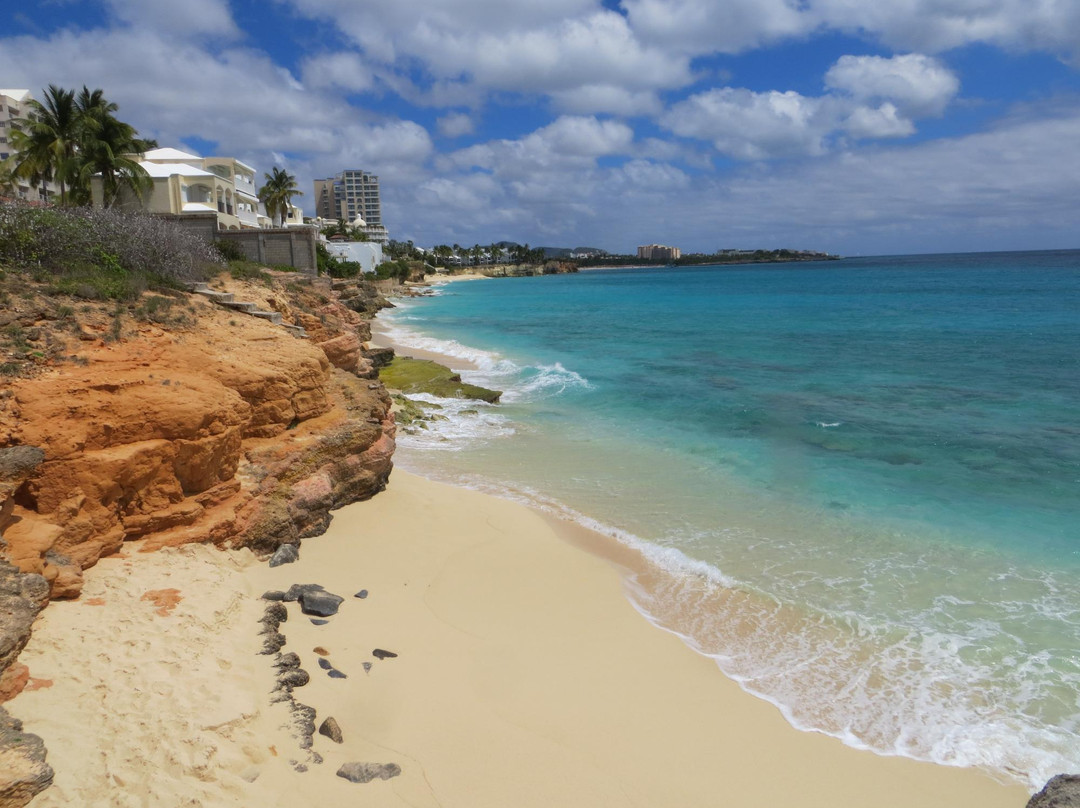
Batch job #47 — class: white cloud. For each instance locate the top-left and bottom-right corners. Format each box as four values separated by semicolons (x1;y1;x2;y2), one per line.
842;102;915;138
301;51;374;93
622;0;809;54
446;116;634;176
550;85;663;117
663;54;960;159
825;54;959;117
811;0;1080;60
103;0;239;38
664;89;835;160
437;112;475;138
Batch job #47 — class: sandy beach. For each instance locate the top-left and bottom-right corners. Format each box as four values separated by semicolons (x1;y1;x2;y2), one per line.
9;469;1028;807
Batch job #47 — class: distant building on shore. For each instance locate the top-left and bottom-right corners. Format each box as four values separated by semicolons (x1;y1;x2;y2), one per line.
637;244;681;261
0;88;58;204
313;169;389;245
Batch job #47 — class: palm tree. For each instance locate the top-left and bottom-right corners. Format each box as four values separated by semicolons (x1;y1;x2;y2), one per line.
10;85;80;205
72;86;156;206
258;166;303;227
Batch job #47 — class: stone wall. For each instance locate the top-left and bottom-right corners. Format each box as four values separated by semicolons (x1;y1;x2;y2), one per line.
157;214;318;274
217;227;318;274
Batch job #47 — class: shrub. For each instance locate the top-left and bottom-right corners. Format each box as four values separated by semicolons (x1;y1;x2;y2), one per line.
213;239;247;262
0;201;224;300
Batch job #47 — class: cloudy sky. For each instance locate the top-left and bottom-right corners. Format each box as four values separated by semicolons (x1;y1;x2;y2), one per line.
4;0;1080;255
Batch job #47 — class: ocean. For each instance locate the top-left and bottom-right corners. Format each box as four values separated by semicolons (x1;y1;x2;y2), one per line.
378;250;1080;789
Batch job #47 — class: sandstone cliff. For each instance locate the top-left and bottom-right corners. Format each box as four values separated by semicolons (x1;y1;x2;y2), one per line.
0;271;395;660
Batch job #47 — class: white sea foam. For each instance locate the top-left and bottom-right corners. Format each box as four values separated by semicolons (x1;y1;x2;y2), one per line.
396;395;515;451
816;421;842;428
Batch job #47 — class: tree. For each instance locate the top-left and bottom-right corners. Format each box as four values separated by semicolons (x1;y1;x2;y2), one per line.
10;85;80;204
10;85;154;207
258;166;303;226
72;86;156;207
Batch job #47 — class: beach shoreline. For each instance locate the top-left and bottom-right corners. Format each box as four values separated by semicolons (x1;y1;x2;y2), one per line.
9;470;1030;807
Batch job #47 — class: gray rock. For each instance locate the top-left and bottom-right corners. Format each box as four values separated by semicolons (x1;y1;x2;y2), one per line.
299;589;344;617
318;717;343;744
259;631;286;655
279;668;310;689
336;762;402;783
275;652;301;671
283;583;325;602
354;589;368;599
1029;775;1080;808
328;669;347;679
261;590;287;601
362;662;372;673
310;618;328;625
268;543;300;567
260;602;288;627
372;648;397;660
291;703;317;750
317;658;332;671
0;706;54;806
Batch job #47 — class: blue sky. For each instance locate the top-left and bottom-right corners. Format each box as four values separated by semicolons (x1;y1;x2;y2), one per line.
3;0;1080;255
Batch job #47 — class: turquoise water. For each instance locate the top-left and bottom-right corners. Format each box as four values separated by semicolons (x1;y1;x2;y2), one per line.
381;251;1080;789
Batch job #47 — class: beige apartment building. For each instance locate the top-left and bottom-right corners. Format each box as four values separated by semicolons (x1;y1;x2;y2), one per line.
638;244;682;261
0;88;57;204
313;169;388;244
93;147;303;230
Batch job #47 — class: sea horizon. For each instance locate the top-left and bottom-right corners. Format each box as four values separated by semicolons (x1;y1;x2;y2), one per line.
379;249;1080;789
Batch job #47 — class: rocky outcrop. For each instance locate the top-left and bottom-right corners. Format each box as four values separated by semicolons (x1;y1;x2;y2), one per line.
0;271;399;804
0;708;52;807
0;277;395;596
1029;775;1080;808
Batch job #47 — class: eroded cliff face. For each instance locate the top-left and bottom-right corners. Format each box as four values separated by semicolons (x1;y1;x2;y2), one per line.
0;275;395;598
0;272;395;681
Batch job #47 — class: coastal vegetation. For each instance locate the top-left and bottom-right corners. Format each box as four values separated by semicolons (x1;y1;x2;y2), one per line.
0;201;222;302
257;166;303;227
577;247;839;268
5;84;156;207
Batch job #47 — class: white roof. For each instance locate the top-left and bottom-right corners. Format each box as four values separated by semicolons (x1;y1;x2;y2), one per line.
140;161;215;178
142;147;202;162
350;215;367;227
0;89;30;102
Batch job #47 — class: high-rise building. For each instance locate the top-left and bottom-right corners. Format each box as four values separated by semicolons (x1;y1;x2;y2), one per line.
0;88;57;203
312;169;388;244
637;244;681;261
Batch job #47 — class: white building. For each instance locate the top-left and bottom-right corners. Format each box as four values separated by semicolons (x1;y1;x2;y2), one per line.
325;240;384;274
0;89;57;204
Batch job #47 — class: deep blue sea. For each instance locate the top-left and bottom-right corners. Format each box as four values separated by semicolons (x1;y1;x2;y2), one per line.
380;251;1080;789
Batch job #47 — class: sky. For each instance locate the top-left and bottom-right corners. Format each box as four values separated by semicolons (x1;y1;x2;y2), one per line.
3;0;1080;256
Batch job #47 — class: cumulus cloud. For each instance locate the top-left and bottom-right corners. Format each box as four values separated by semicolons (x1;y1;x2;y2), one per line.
622;0;808;54
825;53;959;116
103;0;239;38
446;116;634;176
550;85;663;116
301;51;374;93
437;112;476;138
663;89;835;160
664;53;960;159
811;0;1080;60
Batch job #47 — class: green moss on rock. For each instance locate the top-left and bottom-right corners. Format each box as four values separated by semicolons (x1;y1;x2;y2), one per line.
380;357;501;403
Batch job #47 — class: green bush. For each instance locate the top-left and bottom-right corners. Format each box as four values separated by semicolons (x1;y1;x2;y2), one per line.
0;201;223;300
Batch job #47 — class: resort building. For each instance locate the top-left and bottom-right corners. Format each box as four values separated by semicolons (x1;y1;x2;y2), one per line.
0;88;57;204
638;244;682;261
92;147;303;231
312;169;388;244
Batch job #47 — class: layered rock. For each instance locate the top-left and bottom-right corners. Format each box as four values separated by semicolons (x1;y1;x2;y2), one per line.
0;274;395;597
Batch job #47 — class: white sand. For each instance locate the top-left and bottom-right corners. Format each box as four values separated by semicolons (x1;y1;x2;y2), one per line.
10;471;1030;807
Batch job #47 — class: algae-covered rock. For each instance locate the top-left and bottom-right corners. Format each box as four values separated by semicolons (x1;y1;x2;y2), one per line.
380;358;501;403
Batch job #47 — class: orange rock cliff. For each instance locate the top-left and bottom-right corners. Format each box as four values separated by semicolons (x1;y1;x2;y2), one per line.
0;274;397;699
